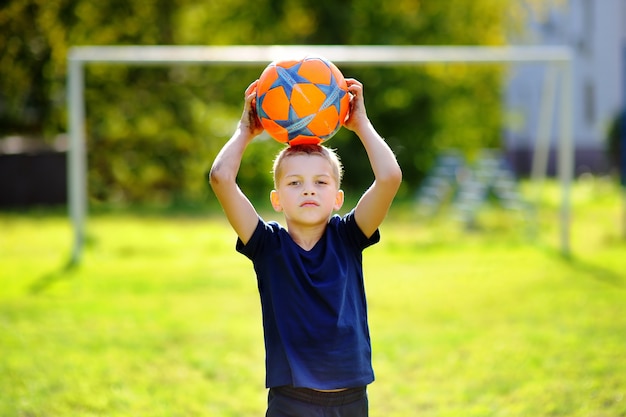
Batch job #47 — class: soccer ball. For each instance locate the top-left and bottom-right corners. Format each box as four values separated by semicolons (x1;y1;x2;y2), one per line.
255;56;350;146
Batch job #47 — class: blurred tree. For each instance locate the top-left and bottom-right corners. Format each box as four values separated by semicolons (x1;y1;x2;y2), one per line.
0;1;54;135
0;0;545;206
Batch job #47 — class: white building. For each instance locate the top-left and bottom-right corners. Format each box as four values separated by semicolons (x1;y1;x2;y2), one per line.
505;0;626;176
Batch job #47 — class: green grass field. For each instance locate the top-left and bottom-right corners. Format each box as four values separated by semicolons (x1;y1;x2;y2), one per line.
1;179;625;416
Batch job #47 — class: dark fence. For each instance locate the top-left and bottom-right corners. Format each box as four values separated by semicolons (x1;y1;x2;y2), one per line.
0;137;67;208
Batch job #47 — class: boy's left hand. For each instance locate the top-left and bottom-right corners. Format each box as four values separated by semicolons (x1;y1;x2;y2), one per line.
343;78;369;133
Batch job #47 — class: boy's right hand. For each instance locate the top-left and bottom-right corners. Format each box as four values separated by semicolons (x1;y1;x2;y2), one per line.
239;80;265;138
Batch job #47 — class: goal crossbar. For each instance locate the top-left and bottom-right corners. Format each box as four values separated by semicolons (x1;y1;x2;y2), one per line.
69;45;573;65
67;45;574;263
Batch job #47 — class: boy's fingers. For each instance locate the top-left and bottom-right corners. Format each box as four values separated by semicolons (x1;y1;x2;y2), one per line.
245;92;256;105
347;84;363;98
244;79;259;96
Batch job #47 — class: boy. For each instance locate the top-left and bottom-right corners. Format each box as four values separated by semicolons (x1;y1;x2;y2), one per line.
209;77;402;417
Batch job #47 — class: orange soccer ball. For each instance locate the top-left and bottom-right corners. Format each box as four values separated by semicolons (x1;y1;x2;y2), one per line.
255;56;350;146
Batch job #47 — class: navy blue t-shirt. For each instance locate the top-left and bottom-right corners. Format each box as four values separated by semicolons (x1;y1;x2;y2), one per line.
236;210;380;390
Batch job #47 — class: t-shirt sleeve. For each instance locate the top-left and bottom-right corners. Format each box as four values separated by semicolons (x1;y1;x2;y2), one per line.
235;217;266;260
343;209;380;250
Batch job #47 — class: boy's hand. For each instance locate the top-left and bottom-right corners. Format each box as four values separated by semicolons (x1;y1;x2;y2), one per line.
343;78;370;134
239;80;264;138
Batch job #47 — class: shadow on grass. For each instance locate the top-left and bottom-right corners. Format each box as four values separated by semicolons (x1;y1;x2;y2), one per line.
29;258;80;294
549;250;626;289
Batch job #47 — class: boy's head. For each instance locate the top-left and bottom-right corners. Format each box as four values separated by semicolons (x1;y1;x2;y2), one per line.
270;144;345;220
272;144;344;189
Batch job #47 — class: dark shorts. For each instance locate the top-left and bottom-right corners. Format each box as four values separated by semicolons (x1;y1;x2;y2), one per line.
266;386;368;417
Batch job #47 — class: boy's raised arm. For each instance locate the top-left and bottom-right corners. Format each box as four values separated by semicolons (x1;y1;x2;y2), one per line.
344;79;403;238
209;81;263;245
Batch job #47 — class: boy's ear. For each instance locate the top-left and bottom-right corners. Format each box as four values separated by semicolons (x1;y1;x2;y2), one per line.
270;190;282;212
334;189;345;211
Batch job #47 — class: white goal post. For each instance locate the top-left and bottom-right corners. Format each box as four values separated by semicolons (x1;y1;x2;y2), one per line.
67;45;574;263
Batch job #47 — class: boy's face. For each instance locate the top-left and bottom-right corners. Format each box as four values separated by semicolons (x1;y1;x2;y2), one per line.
270;154;344;226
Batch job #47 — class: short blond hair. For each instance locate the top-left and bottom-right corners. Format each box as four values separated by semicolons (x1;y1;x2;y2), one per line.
272;144;343;188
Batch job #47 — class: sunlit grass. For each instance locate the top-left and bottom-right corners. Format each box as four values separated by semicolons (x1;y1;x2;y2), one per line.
1;179;625;416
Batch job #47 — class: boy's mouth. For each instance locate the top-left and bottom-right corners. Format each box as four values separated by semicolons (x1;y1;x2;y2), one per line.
300;200;319;207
